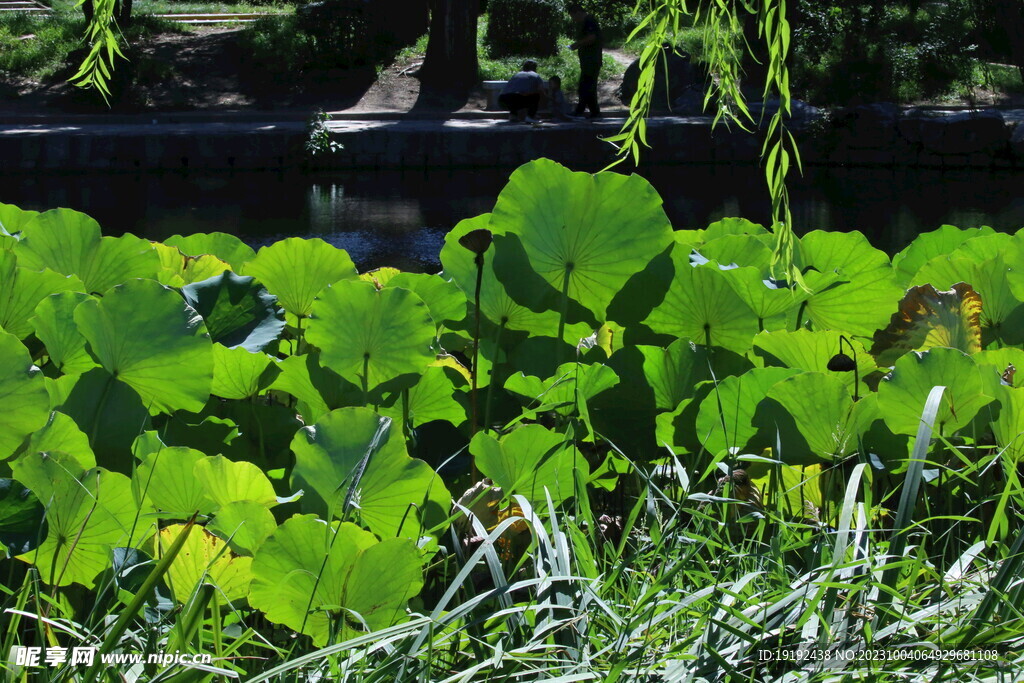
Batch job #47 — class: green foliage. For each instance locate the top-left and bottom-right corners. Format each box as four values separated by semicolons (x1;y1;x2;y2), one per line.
485;0;564;58
2;171;1024;680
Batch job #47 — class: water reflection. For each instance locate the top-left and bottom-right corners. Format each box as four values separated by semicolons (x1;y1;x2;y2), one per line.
2;164;1022;272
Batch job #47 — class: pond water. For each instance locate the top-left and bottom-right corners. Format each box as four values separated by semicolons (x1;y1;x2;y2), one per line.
4;163;1023;271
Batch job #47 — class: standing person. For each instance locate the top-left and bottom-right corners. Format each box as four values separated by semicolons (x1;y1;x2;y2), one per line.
568;3;602;119
498;60;545;124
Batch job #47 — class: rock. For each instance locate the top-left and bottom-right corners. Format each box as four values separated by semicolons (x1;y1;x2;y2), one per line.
915;110;1008;155
1008;122;1024;159
619;47;710;113
834;103;900;147
746;97;822;127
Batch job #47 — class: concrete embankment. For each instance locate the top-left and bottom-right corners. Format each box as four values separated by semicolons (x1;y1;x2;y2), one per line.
2;107;1023;172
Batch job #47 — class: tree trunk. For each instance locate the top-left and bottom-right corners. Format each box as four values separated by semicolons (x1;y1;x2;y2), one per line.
82;0;132;26
418;0;479;99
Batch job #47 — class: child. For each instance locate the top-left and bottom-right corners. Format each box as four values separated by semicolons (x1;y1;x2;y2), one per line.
546;76;581;122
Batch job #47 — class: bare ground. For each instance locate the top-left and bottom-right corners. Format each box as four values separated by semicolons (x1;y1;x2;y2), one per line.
1;27;634;116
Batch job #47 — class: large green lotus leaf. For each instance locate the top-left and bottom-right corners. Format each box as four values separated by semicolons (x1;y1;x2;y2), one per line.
440;215;592;343
134;448;215;519
803;268;903;338
974;348;1024;389
194;455;278;508
291;408;451;541
211;345;280;400
488;158;674;319
695;367;802;456
74;279;213;414
249;516;423;646
0;331;50;460
158;524;252;604
765;372;859;461
27;411;96;469
748;463;824;520
182;271;285;352
153;243;231;287
0;202;39;234
948;232;1024;263
604;246;676;343
703;217;768;239
13;452;141;587
869;283;983;367
799;230;891;278
208;501;277;556
643;248;759;353
31;292;97;374
913;255;1022;340
0;251;85;339
504;362;619;417
269;353;363;423
385;272;467;329
379;365;467;428
892;225;996;285
243;237;357;318
13;209;161;293
307;280;435;393
0;478;44;557
877;347;993;436
471;425;587;504
698;235;773;271
720;266;810;324
639;338;751;410
165;233;257;272
753;330;875;396
992;385;1024;463
59;368;150;470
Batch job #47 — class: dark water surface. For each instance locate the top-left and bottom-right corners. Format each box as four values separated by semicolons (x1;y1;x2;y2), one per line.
4;164;1023;271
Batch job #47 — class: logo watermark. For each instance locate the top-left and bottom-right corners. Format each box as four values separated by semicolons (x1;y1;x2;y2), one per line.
10;646;213;668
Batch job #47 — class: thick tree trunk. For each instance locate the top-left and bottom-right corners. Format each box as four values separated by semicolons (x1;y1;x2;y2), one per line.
418;0;479;99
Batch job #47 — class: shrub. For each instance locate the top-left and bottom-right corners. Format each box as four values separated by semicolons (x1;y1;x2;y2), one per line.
573;0;642;45
485;0;564;58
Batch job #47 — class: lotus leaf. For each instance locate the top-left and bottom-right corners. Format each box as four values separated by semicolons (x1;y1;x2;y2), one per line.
209;501;278;556
471;424;587;504
504;362;619;416
31;292;97;374
992;385;1024;463
249;516;423;645
640;338;751;411
14;209;161;293
74;279;213;414
765;372;860;461
154;243;231;287
0;202;39;234
643;247;759;353
974;348;1024;389
291;407;451;541
720;265;810;325
134;448;215;519
28;411;96;469
803;267;903;338
165;233;257;271
385;272;467;329
698;235;773;271
158;524;253;604
892;225;996;284
13;452;142;587
0;479;44;557
0;331;50;460
913;255;1023;342
243;237;357;318
270;352;363;423
869;283;983;366
695;367;801;456
307;280;435;393
0;251;85;339
877;347;992;436
488;159;674;319
182;271;286;352
211;345;280;400
753;330;875;396
748;463;823;520
379;365;467;428
703;217;768;239
440;215;592;343
799;231;891;278
193;455;278;508
59;368;151;469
